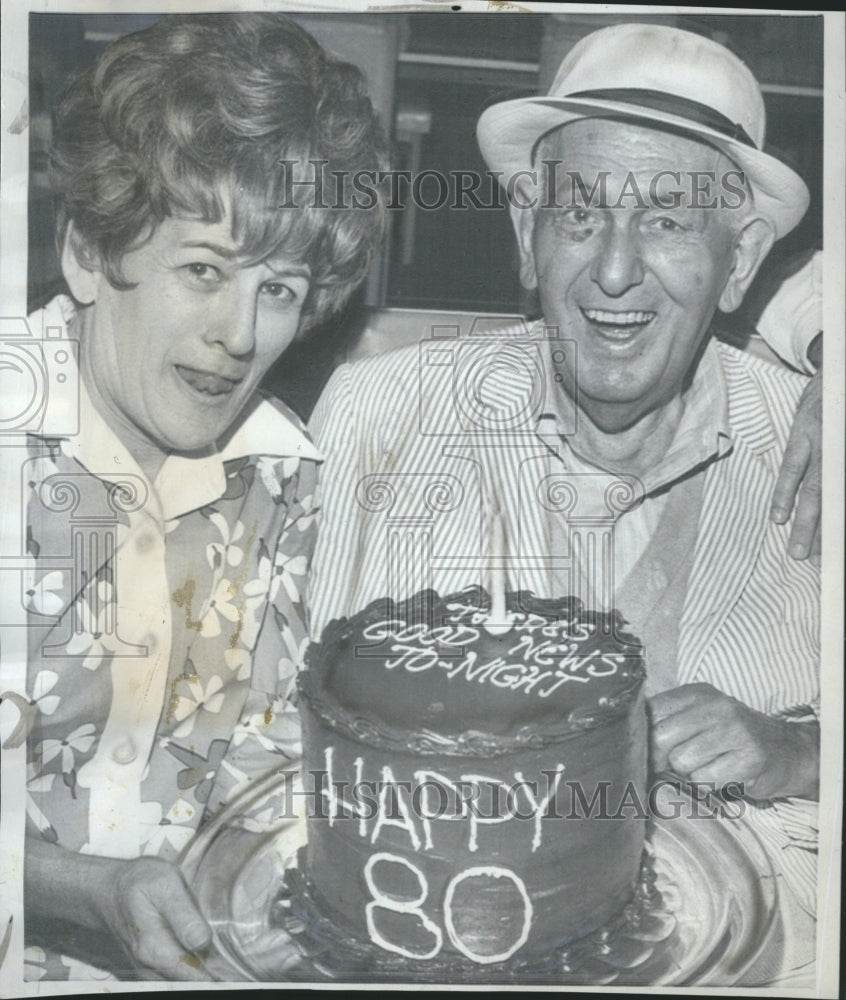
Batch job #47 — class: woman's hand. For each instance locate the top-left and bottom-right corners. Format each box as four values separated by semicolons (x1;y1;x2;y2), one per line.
98;856;213;979
26;839;212;980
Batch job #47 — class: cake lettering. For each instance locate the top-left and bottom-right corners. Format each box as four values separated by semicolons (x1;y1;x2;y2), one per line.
317;746;565;854
371;765;423;849
365;852;533;964
443;866;533;964
507;629;594;664
364;852;443;960
295;588;648;970
359;615;620;698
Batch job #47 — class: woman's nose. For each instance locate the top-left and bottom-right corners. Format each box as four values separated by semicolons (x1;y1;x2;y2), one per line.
203;282;257;356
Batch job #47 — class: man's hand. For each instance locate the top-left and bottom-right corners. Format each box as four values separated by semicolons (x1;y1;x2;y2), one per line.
770;350;822;565
648;683;819;801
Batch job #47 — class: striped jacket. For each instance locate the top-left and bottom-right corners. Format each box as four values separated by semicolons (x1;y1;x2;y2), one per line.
308;331;819;913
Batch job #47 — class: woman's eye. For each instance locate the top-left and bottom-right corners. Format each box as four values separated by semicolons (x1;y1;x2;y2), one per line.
261;281;296;303
185;262;221;282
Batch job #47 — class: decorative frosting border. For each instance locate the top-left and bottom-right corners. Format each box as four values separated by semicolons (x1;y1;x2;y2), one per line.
297;673;645;755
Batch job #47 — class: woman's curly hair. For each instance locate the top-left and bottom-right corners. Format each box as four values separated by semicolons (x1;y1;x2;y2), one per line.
50;14;388;327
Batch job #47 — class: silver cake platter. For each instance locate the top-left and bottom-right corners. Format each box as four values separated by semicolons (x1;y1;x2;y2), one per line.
179;769;784;986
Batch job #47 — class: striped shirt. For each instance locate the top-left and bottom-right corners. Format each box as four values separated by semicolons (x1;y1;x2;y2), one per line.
308;324;819;916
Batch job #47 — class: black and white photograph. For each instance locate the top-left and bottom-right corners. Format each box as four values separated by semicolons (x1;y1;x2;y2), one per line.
0;2;842;994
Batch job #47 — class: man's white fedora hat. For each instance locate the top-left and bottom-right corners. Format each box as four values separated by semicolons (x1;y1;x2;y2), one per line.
477;23;809;239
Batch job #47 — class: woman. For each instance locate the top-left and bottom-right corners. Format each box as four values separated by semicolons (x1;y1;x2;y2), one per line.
22;13;385;981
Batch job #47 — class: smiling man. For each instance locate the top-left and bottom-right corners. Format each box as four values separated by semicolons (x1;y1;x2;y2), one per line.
516;120;770;443
309;23;820;964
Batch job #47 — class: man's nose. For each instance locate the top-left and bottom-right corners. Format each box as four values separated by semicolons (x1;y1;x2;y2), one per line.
204;281;257;356
590;222;645;297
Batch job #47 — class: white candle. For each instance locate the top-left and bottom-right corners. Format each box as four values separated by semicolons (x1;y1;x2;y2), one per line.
485;501;510;635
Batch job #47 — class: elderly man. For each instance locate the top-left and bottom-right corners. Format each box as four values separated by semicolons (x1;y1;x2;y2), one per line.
309;21;820;957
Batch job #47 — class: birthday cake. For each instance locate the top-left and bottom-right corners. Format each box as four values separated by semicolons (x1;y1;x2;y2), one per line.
281;587;648;977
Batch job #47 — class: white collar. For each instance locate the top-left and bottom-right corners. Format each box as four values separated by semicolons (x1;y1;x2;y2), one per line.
152;395;321;520
218;392;321;465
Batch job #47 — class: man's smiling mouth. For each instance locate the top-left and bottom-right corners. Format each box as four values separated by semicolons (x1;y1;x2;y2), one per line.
175;365;243;397
581;308;656;330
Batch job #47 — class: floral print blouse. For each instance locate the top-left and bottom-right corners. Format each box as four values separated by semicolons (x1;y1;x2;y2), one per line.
20;297;320;979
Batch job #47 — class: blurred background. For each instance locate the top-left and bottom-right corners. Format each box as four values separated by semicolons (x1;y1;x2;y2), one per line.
29;11;824;419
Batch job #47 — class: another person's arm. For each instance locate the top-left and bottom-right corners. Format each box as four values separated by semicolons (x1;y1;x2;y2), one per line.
757;252;822;376
770;334;822;562
757;252;823;563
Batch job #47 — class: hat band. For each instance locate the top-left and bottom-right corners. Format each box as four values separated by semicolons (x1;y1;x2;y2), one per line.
567;88;757;149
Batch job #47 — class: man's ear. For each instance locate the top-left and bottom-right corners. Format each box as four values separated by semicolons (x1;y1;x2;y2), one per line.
60;223;100;305
510;181;540;290
719;216;775;313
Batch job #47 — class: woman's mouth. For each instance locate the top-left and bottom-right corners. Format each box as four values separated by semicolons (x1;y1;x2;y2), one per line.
175;365;242;397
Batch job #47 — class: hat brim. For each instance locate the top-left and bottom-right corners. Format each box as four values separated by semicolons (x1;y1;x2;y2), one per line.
477;95;809;240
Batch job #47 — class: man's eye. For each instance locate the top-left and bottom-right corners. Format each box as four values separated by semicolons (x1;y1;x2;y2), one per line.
649;216;684;232
563;208;595;226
